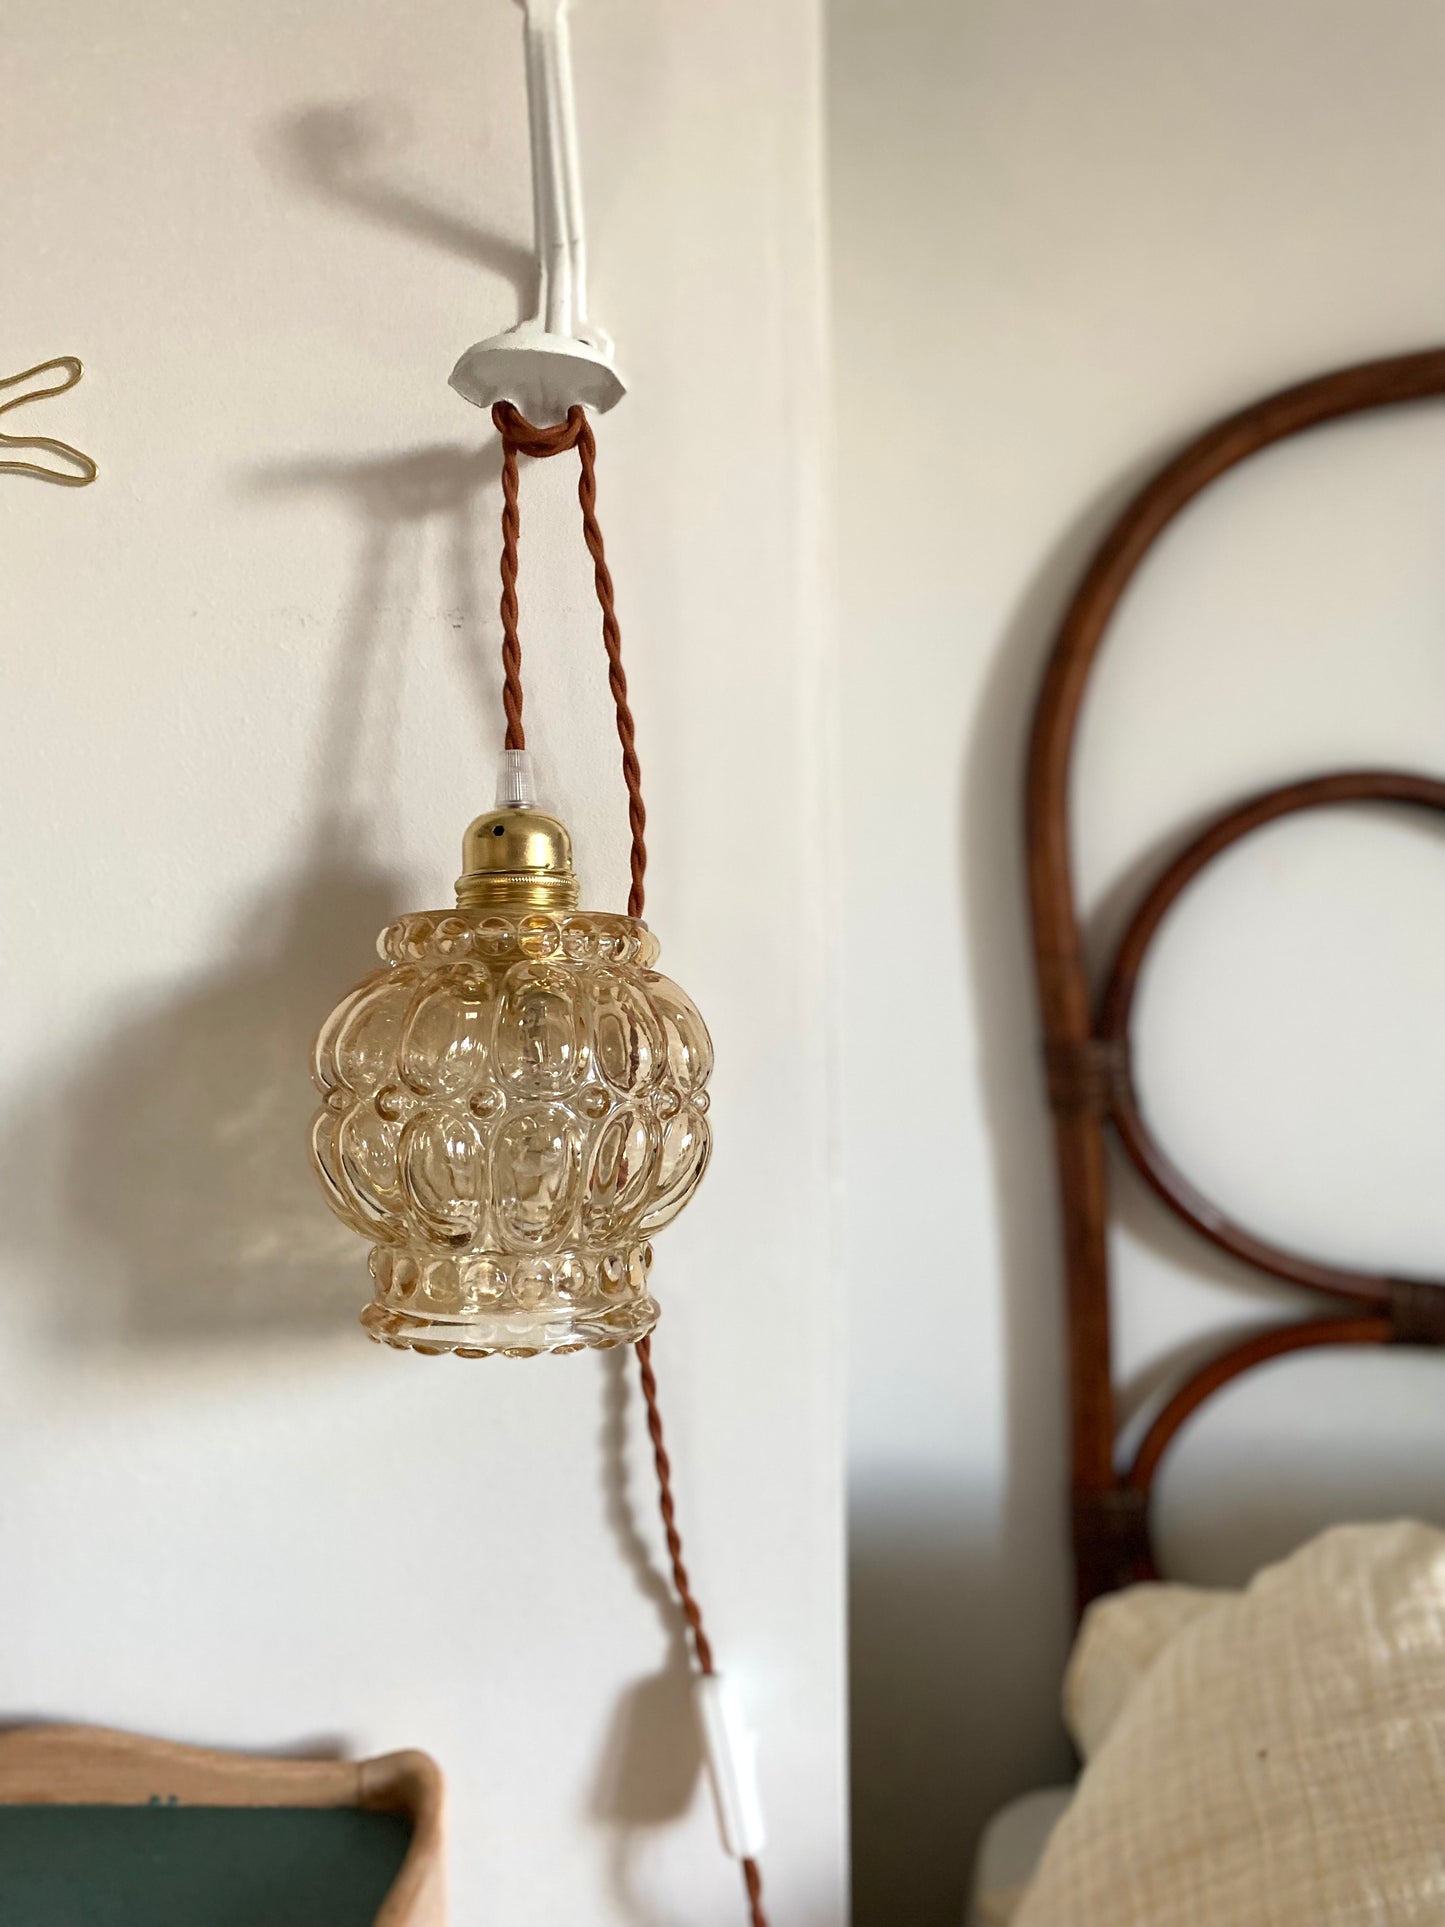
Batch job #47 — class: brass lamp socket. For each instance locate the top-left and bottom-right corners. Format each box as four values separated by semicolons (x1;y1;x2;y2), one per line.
455;806;581;912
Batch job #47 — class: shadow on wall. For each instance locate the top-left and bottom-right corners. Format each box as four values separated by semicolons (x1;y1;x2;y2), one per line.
849;461;1166;1927
0;93;541;1359
592;1347;707;1925
0;435;508;1355
0;846;396;1352
0;98;706;1918
266;99;535;299
0;90;709;1911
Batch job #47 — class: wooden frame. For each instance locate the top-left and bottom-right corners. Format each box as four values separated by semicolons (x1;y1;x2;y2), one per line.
0;1724;445;1926
1025;347;1445;1617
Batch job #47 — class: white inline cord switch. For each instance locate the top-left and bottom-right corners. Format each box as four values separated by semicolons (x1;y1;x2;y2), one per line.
495;748;539;810
696;1673;766;1860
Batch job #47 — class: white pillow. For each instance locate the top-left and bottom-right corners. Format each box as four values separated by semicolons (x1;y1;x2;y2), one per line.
1015;1521;1445;1927
1064;1579;1227;1759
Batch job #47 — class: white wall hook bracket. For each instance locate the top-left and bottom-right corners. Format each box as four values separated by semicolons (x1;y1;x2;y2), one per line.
450;0;626;422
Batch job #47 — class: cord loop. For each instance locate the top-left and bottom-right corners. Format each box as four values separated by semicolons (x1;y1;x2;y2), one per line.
491;400;647;918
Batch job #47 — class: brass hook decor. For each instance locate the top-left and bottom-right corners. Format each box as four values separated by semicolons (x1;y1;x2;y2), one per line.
0;356;97;486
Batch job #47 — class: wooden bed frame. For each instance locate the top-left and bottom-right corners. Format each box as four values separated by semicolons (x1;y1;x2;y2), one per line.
1026;347;1445;1617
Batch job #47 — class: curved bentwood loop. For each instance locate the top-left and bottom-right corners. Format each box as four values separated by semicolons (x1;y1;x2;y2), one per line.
1024;348;1445;1613
1100;773;1445;1309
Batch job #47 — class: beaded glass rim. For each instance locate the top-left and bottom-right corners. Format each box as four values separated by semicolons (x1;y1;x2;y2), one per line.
377;908;659;968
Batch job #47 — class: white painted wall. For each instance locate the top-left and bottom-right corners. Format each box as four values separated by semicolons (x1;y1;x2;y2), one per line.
831;2;1445;1920
0;4;843;1922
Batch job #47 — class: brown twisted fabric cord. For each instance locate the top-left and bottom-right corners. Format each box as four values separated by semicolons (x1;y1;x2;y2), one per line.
493;402;647;918
633;1328;715;1674
491;400;767;1927
497;428;526;753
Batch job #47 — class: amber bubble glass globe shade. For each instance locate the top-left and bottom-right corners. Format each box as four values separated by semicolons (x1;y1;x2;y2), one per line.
309;804;713;1357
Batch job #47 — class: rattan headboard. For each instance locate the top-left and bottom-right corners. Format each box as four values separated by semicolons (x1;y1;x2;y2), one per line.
1024;347;1445;1618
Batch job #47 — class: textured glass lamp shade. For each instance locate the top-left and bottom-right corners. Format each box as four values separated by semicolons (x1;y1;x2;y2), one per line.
310;803;713;1357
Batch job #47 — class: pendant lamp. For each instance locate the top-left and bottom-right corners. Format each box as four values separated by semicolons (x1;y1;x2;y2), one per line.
305;4;767;1917
309;752;713;1358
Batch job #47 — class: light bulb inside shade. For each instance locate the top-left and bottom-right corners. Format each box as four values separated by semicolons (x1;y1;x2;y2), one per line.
308;792;713;1357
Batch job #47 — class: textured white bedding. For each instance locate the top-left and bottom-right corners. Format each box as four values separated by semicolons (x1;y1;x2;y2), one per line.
1003;1523;1445;1927
966;1580;1224;1922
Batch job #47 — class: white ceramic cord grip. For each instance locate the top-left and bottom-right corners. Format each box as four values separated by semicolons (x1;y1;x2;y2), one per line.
450;0;626;420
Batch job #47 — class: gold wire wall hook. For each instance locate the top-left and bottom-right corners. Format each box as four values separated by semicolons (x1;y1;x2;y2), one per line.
0;356;97;486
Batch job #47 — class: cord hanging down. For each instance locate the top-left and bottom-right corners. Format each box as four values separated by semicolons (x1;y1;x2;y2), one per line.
489;402;768;1927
